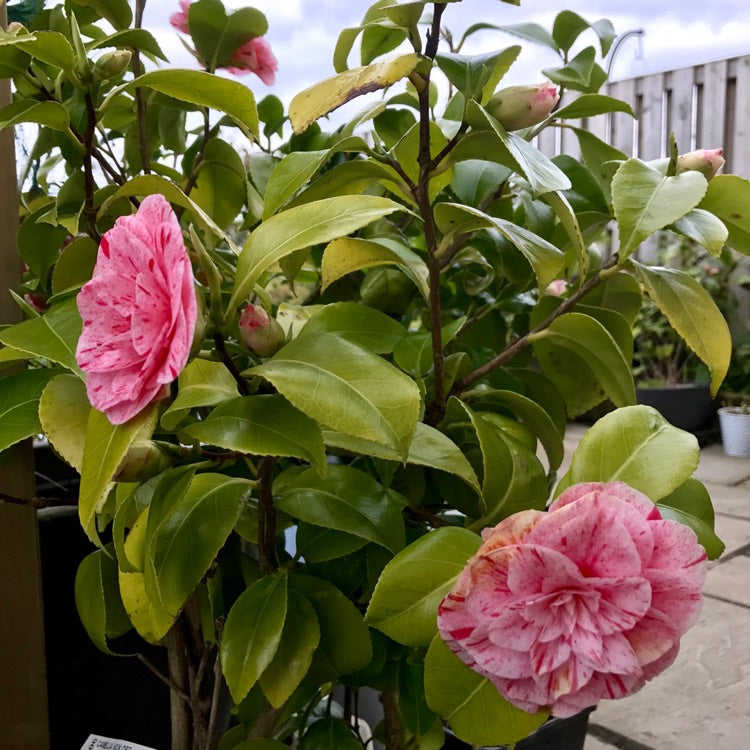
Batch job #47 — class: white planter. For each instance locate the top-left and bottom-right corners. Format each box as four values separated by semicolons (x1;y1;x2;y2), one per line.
718;407;750;457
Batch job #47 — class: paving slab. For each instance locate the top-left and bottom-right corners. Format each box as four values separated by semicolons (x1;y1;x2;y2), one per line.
704;554;750;607
712;514;750;559
592;597;750;750
584;735;618;749
703;481;750;520
693;444;750;486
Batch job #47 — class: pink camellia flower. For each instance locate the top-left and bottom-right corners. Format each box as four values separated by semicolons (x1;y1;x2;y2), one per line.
170;1;277;85
438;481;707;718
75;195;197;425
239;303;285;356
676;148;725;180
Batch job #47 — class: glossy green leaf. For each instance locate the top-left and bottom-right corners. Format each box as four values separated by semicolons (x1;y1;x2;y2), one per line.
290;53;422;133
543;47;604;92
658;478;724;559
671;209;728;257
0;369;58;455
320;237;429;301
78;404;156;546
698;174;750;254
544;190;588;277
534;312;635;408
72;0;132;29
496;22;558;52
567;404;699;500
300;718;361;750
259;590;320;707
393;317;465;378
365;527;481;646
145;473;250;615
612;158;708;258
247;333;419;460
435;47;521;103
289;574;372;680
191;138;247;229
424;635;547;745
297;302;407;354
38;373;89;471
631;261;731;395
188;1;267;70
16;30;74;69
221;574;288;703
554;94;634;120
296;523;367;563
399;654;438;736
131;69;258;139
89;29;168;60
0;99;70;132
263;150;329;219
183;395;326;475
275;465;405;553
229;196;408;313
51;236;98;295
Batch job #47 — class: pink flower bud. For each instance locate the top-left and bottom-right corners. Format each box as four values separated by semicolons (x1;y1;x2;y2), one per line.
239;304;285;357
676;148;725;180
545;279;568;297
486;83;559;131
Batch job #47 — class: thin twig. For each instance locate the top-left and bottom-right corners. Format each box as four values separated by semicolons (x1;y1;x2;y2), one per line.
212;332;249;395
452;255;620;394
82;91;101;242
257;456;278;575
137;653;191;705
133;0;150;173
428;121;468;172
0;492;77;509
206;654;224;750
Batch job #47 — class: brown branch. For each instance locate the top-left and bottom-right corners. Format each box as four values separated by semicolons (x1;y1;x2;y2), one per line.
137;653;191;705
206;654;224;750
451;254;620;395
257;456;278;575
82;92;101;242
132;0;150;173
428;121;468;172
212;332;249;395
382;689;404;750
183;108;212;197
0;492;77;509
406;506;450;528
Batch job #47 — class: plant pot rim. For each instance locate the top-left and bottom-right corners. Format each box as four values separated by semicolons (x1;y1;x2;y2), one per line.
718;406;750;415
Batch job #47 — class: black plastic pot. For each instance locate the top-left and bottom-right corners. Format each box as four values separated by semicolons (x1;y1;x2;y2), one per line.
636;383;715;433
444;707;594;750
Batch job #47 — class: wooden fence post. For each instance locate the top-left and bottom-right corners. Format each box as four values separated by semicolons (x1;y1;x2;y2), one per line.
0;3;51;748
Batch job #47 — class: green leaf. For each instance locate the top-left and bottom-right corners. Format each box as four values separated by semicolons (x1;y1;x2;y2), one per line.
275;465;405;553
0;300;82;374
221;574;288;703
543;190;588;277
131;69;258;139
671;209;728;257
393;317;464;379
698;174;750;254
566;404;700;500
247;333;419;461
399;654;438;736
75;546;131;654
16;30;74;69
38;373;89;471
365;527;481;646
296;523;367;563
612;158;708;258
496;22;558;52
554;94;634;120
229;196;408;314
631;261;731;395
0;369;58;454
297;302;407;355
300;718;361;750
51;236;98;295
191;138;247;230
289;574;372;680
78;404;156;546
424;635;547;745
289;53;422;133
658;479;724;559
0;99;70;132
182;395;327;476
552;10;590;54
89;29;168;61
188;0;267;70
321;237;429;301
534;312;636;408
435;47;521;103
259;590;320;707
543;47;600;91
72;0;132;29
145;474;250;616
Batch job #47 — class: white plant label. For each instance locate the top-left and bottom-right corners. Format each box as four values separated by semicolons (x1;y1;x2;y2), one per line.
80;735;157;750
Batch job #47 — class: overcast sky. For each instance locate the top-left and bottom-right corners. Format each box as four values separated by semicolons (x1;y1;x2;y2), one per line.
144;0;750;113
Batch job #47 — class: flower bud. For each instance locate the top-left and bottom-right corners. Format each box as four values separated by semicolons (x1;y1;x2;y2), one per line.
92;50;132;81
544;279;568;297
485;83;559;131
239;304;285;357
113;440;178;483
675;148;724;180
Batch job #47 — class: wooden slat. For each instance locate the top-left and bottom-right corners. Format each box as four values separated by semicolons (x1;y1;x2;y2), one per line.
730;56;750;177
609;78;636;156
636;73;664;160
700;60;728;151
0;5;50;749
670;66;695;153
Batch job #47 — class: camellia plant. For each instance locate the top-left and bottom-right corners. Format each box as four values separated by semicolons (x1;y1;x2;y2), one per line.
1;0;748;748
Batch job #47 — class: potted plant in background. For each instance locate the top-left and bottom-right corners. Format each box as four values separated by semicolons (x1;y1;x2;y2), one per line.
718;335;750;456
0;1;742;749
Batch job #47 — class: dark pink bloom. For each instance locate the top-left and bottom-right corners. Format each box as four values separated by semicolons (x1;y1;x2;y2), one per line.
224;37;277;85
438;482;707;717
75;195;197;425
169;0;190;34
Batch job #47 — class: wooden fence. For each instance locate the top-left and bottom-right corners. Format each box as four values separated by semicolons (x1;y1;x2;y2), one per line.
538;54;750;177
